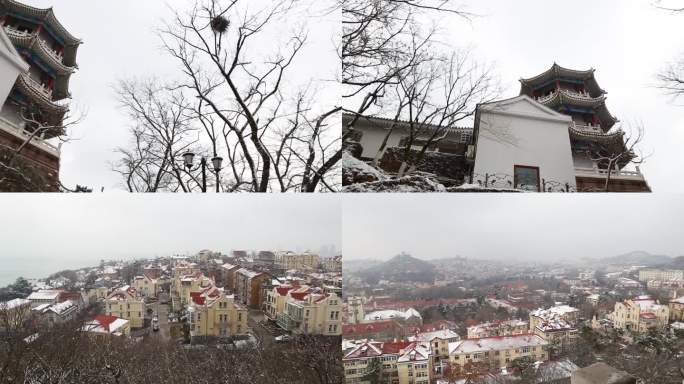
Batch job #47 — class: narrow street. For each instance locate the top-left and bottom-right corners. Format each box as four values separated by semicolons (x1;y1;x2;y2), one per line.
148;292;171;342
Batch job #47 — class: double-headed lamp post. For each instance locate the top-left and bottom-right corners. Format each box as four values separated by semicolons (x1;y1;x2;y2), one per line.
182;152;223;193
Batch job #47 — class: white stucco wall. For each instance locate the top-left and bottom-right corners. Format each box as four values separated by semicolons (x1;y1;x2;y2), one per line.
354;125;405;160
472;96;577;191
0;29;29;109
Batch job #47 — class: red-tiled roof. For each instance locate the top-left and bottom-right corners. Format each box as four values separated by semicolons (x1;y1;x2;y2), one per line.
343;320;398;336
94;315;120;332
276;287;293;296
190;292;205;305
381;341;412;354
290;292;309;301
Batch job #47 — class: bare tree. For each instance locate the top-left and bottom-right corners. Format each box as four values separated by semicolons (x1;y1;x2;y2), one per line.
384;50;499;177
128;0;342;193
654;1;684;100
0;102;84;192
113;79;198;192
584;123;649;192
657;59;684;100
341;0;473;128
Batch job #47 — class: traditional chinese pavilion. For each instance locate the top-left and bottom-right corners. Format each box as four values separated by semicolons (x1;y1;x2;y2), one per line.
519;63;650;192
0;0;81;191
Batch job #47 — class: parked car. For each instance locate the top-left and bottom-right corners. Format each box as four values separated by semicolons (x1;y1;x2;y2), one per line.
275;335;292;342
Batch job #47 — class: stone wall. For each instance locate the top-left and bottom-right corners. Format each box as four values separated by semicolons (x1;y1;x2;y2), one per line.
379;147;467;185
0;129;59;191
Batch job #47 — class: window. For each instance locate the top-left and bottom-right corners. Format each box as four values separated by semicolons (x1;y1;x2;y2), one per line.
514;165;540;191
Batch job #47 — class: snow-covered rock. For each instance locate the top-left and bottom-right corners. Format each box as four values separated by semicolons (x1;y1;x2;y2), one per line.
447;183;521;193
342;151;388;185
342;174;446;193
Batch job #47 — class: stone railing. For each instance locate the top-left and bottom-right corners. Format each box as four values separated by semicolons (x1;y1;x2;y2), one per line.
571;122;603;133
3;25;32;38
536;93;555;103
574;166;644;180
0;116;61;157
562;89;593;99
36;36;65;64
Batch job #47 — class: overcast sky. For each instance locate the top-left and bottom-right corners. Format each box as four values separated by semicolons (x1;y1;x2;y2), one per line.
361;0;684;192
0;195;340;284
343;194;684;262
19;0;338;191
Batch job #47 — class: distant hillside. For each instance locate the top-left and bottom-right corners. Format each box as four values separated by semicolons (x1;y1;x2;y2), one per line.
665;256;684;268
358;253;436;283
602;251;672;266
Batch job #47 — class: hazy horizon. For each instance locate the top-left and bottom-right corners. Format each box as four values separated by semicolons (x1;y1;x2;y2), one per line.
343;195;684;262
0;195;341;286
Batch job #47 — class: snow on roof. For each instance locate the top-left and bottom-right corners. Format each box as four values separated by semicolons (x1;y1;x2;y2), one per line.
409;329;460;342
364;308;422;321
236;268;262;279
44;300;77;315
397;343;430;363
33;303;51;311
0;298;30;310
468;319;528;333
531;305;578;318
672;296;684;304
449;334;547;354
27;290;61;301
82;315;129;334
628;296;666;313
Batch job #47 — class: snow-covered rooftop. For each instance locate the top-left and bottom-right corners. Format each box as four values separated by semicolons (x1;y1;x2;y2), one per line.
0;298;30;310
364;308;422;321
409;329;460;342
27;290;61;301
449;334;547;354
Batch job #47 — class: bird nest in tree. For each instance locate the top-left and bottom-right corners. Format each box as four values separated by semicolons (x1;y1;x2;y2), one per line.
210;16;230;34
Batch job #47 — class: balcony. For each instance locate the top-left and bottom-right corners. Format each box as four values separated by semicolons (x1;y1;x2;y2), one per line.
574;166;645;181
22;74;53;100
571;122;603;134
4;26;67;67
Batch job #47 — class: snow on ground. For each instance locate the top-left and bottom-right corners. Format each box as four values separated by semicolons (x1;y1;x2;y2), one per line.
342;151;388;184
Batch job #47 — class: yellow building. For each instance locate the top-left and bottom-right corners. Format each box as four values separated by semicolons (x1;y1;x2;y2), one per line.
409;329;460;378
86;286;109;303
172;260;201;278
265;285;310;320
277;290;341;335
670;296;684;322
132;274;158;298
529;305;579;348
275;251;321;271
188;286;248;340
396;343;432;384
105;286;145;329
343;340;422;384
448;334;549;372
171;272;212;311
609;295;670;334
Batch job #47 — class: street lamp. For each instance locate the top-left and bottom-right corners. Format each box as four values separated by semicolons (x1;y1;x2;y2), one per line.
181;152;223;193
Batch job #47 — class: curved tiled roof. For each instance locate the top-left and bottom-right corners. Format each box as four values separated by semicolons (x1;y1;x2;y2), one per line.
0;0;81;45
520;63;605;97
